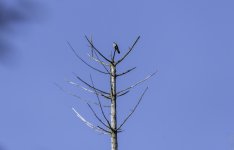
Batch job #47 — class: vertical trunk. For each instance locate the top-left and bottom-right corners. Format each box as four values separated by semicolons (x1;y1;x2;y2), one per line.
110;64;118;150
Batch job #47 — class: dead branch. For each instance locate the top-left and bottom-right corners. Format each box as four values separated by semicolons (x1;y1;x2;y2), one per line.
72;107;110;134
69;81;94;93
90;75;112;130
86;103;111;130
90;35;94;57
56;83;108;110
116;36;140;65
117;71;157;94
116;67;136;77
116;91;130;97
94;51;110;73
85;35;112;63
97;126;111;134
54;83;95;104
87;53;109;66
117;87;148;130
74;74;109;95
88;37;110;73
68;80;111;100
67;41;109;75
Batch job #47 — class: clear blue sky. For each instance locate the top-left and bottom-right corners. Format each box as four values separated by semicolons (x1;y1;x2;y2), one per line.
1;0;234;150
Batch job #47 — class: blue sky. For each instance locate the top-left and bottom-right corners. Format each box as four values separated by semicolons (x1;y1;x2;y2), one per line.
0;0;234;150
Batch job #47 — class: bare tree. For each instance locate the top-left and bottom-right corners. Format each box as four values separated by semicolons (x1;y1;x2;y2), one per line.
63;36;155;150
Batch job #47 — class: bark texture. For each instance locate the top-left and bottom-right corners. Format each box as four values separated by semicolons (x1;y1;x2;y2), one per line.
110;64;118;150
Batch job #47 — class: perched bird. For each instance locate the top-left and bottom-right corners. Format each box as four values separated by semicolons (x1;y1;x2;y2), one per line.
113;42;120;54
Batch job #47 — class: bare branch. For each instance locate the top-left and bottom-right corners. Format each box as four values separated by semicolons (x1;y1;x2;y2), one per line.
72;107;109;134
55;83;107;110
116;36;140;65
58;85;111;134
87;53;109;66
100;94;112;100
69;81;94;93
97;126;111;134
54;83;94;104
116;67;136;77
89;75;112;129
90;35;94;57
74;74;109;95
85;35;112;63
68;80;111;100
88;37;110;73
117;87;148;130
55;82;111;129
116;90;130;97
94;51;110;73
86;103;111;130
117;71;157;94
67;41;109;75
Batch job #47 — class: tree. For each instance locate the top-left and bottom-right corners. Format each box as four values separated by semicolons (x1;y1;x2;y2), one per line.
64;36;155;150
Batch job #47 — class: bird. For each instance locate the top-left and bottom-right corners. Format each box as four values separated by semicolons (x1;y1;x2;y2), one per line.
113;42;120;54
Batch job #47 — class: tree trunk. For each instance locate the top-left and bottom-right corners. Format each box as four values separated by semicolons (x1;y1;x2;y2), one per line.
110;64;118;150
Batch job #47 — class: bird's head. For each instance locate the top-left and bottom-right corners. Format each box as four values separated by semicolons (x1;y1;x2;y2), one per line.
113;42;117;48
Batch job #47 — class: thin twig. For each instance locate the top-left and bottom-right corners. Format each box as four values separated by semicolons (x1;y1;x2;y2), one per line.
87;54;109;66
89;75;112;130
117;71;157;94
69;81;94;93
85;35;112;63
67;41;109;75
90;35;94;57
117;67;136;77
88;37;110;73
116;36;140;65
69;81;103;95
117;90;130;97
74;73;109;95
72;107;109;134
86;103;110;130
117;87;148;130
68;81;111;100
56;84;109;128
100;94;112;100
93;51;110;73
54;83;94;104
97;126;111;134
